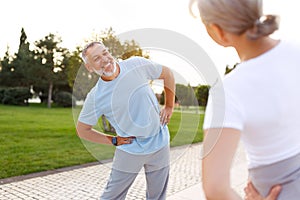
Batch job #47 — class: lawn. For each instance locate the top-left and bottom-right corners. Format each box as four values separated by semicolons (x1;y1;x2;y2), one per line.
0;104;204;179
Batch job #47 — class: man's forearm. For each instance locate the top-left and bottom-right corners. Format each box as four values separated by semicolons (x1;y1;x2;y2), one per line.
79;128;113;145
76;122;113;145
161;67;175;108
164;85;175;108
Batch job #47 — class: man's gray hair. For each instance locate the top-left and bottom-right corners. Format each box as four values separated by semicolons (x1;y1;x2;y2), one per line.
81;41;105;64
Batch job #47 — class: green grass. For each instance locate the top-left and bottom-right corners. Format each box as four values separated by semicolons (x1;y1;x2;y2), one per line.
169;110;204;146
0;104;203;179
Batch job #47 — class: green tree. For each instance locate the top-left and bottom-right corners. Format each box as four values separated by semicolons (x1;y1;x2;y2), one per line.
121;40;149;60
184;84;198;107
0;28;36;88
175;83;198;107
175;84;188;105
34;33;69;108
101;27;124;59
11;28;36;87
225;63;239;75
67;46;98;101
66;47;82;89
87;27;149;60
195;85;210;107
0;47;13;87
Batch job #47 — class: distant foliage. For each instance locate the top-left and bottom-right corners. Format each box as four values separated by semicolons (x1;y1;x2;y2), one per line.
1;87;32;106
0;88;5;103
175;84;198;107
172;84;210;107
225;63;239;75
195;85;210;107
53;91;76;107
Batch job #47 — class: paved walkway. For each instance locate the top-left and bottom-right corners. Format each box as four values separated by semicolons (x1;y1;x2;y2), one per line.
0;143;248;200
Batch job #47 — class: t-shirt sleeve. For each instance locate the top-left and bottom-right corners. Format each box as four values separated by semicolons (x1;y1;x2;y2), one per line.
135;57;163;80
78;90;99;126
203;80;244;131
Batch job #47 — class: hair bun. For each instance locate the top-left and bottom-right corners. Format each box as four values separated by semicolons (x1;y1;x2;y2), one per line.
246;15;280;40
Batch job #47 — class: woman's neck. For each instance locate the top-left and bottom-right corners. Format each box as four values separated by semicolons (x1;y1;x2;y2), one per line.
234;36;280;62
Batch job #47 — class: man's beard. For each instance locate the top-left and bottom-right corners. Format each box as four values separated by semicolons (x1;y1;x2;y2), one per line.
102;62;117;77
93;62;117;77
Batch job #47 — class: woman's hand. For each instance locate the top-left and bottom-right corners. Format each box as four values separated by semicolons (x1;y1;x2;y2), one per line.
244;181;281;200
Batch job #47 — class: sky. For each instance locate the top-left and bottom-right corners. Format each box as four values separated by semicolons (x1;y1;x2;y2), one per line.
1;0;299;86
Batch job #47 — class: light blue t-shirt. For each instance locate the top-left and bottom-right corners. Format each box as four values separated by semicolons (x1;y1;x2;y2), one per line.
78;56;170;154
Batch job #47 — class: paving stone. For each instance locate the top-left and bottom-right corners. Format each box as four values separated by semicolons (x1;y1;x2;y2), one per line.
0;143;248;199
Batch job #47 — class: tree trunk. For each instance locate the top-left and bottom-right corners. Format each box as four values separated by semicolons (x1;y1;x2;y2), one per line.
47;82;53;108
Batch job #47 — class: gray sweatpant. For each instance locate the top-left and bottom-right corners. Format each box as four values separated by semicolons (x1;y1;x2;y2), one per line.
249;152;300;199
101;145;170;200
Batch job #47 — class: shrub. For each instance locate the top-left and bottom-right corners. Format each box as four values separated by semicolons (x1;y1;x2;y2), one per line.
0;88;5;103
1;87;32;106
54;91;76;107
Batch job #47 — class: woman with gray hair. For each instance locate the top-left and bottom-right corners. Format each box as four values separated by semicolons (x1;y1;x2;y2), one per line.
190;0;300;199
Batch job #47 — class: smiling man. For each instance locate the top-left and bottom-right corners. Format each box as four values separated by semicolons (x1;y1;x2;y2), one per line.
76;42;175;200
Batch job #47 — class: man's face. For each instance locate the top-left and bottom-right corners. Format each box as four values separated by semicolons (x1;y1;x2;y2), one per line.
85;44;115;75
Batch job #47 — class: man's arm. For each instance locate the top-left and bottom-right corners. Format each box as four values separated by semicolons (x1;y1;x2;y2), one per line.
76;121;134;146
158;66;175;125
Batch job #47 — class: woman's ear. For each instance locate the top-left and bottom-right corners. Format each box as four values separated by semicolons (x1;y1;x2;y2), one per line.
207;23;230;46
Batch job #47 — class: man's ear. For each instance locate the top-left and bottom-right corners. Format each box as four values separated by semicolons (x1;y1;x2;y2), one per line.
209;23;230;46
